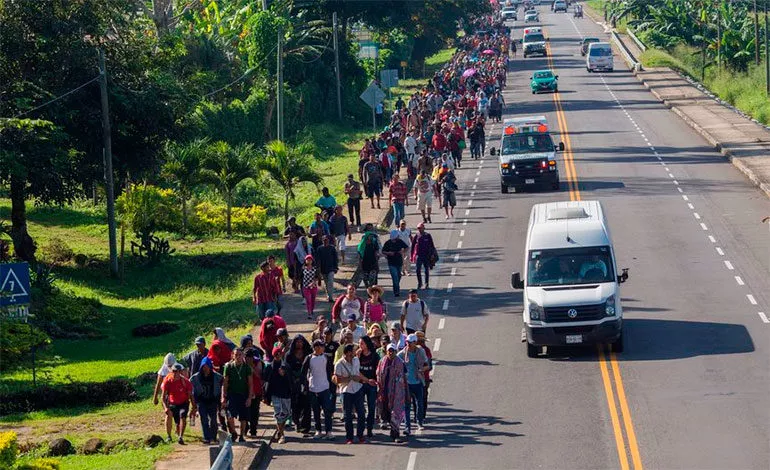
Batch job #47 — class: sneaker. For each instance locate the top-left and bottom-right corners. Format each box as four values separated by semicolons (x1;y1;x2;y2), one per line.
238;435;245;443
166;436;173;443
278;436;286;444
366;430;374;438
178;437;185;445
325;432;335;440
418;424;425;431
345;439;354;445
358;437;368;444
231;433;238;442
404;429;411;436
202;440;211;445
248;432;257;438
394;437;404;444
313;431;323;439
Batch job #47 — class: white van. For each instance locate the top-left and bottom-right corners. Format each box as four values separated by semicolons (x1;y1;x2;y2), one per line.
586;42;613;72
510;201;629;357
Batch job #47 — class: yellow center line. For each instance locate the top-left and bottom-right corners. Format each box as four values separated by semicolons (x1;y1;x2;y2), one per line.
598;347;631;470
610;352;643;469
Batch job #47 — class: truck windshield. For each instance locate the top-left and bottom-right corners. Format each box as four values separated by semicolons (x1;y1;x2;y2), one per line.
590;47;612;57
501;133;554;155
527;246;615;286
524;34;545;42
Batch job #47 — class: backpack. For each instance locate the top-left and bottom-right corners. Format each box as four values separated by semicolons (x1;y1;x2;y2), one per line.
402;299;426;318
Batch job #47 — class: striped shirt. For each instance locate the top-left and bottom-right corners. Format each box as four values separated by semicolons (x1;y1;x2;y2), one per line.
389;181;409;204
253;272;278;302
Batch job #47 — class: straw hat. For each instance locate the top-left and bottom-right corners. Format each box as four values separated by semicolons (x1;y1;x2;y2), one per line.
367;285;384;296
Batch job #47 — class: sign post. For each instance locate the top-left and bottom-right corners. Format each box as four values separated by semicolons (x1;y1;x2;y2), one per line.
0;262;31;322
359;81;386;131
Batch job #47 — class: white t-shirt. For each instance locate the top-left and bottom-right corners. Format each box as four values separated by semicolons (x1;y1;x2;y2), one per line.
334;357;362;394
341;325;366;345
396;228;412;248
307;354;330;393
405;136;417;155
341;297;362;321
402;299;429;332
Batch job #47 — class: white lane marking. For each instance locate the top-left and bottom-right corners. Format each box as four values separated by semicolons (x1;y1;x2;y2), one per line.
438;318;445;329
677;187;683;193
650;146;656;151
673;180;679;185
669;173;675;178
467;200;473;206
433;338;442;352
735;276;745;286
465;209;470;215
716;247;724;256
407;452;417;470
687;203;694;210
664;167;670;172
700;223;708;230
476;171;481;176
474;177;479;183
758;312;770;323
470;191;476;197
724;260;734;270
693;212;701;220
450;267;457;276
682;195;689;201
442;299;449;310
446;282;453;293
472;184;477;190
459;230;465;237
453;253;460;262
709;235;716;243
657;156;662;161
457;241;463;248
747;294;758;305
462;219;468;226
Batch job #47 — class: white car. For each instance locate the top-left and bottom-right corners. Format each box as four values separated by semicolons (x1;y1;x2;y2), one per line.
586;42;614;72
524;10;539;22
501;6;518;20
553;0;567;12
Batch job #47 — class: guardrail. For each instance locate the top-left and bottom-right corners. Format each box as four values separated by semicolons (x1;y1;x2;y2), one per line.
210;435;233;470
627;27;647;53
610;31;642;72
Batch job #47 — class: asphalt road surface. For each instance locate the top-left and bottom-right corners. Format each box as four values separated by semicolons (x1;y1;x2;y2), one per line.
261;7;770;470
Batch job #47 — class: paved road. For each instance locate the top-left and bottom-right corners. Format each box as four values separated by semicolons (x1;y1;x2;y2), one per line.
261;7;770;470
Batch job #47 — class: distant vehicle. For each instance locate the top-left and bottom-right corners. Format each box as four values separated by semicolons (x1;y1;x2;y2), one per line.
586;42;614;72
552;0;567;12
580;37;601;56
522;32;547;58
523;26;542;35
524;10;539;22
510;200;629;357
501;6;518;20
530;70;559;94
489;115;563;193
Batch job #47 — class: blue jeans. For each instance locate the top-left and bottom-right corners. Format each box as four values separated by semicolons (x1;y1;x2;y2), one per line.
388;264;402;296
392;201;405;225
256;301;276;319
197;401;218;442
404;382;424;431
415;255;430;287
310;389;333;433
361;383;378;432
343;389;366;440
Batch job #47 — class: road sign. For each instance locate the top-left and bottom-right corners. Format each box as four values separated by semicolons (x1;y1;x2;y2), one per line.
379;69;399;89
400;61;408;68
357;41;379;60
0;262;31;307
360;81;386;109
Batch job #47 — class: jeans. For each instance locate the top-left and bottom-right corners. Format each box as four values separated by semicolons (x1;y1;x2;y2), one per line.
361;383;378;432
347;198;361;226
248;396;261;434
310;389;333;433
302;286;317;316
392;201;405;226
323;271;335;301
404;382;424;431
343;389;366;440
197;401;218;442
291;391;312;433
256;301;277;320
388;264;402;296
415;255;430;287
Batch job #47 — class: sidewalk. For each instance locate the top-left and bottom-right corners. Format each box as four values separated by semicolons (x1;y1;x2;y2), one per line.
635;67;770;200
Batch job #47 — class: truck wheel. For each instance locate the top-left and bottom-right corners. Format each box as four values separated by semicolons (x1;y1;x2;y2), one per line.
527;343;540;358
501;183;509;193
612;333;624;353
532;90;536;94
554;86;558;93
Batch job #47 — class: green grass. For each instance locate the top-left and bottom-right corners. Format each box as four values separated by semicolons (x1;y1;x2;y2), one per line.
639;48;695;75
388;45;457;111
15;445;173;470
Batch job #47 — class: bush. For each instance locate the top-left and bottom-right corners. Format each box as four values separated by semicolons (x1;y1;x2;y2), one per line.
190;202;267;235
0;431;17;469
17;457;61;470
0;378;138;415
0;320;50;371
131;322;179;338
116;184;181;235
39;238;74;266
30;291;104;339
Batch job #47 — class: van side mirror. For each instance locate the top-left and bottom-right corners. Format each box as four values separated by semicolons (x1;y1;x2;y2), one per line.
559;142;565;151
490;147;497;156
511;271;524;289
617;268;629;284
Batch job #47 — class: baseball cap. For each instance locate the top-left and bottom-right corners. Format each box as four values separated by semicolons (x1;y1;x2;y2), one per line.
200;357;213;370
323;326;334;335
194;336;205;345
409;288;418;294
172;363;184;371
276;328;288;337
386;343;397;351
265;309;276;317
313;339;325;348
390;321;402;331
346;313;357;322
245;348;262;359
406;334;418;343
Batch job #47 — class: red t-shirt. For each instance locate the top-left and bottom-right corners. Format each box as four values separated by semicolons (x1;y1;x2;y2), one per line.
432;133;447;151
162;375;193;405
208;339;233;371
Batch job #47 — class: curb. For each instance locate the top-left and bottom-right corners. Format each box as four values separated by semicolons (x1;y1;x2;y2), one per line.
247;438;271;470
633;68;770;201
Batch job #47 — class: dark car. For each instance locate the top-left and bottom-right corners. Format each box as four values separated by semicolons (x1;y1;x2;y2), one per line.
580;37;601;56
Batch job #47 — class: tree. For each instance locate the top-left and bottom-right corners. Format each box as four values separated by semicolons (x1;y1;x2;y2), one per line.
0;119;79;263
259;140;322;222
201;141;259;237
161;139;207;235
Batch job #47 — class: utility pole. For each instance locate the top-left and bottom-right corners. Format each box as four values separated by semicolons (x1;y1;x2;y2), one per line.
333;12;343;121
717;6;721;71
277;27;284;141
755;0;760;65
766;0;770;96
262;0;268;10
97;48;119;278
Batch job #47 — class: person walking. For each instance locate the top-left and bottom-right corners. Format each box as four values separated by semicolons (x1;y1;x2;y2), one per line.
398;334;429;435
389;321;408;350
161;362;193;444
333;344;372;444
308;213;330;251
363;285;388;332
267;255;286;313
222;348;253;442
388;173;409;227
358;230;380;289
322;327;340;419
302;339;335;440
244;349;264;437
189;357;222;445
182;336;208;378
300;254;322;320
253;261;279;321
441;170;459;219
331;284;364;327
382;230;409;297
396;220;412;276
207;330;234;373
357;336;380;438
362;154;383;209
341;313;367;345
411;222;437;290
415;331;433;422
263;347;292;444
315;235;339;303
329;206;351;264
344;174;363;227
376;343;408;443
400;289;430;335
284;232;300;293
315;187;337;219
286;335;313;436
414;170;434;224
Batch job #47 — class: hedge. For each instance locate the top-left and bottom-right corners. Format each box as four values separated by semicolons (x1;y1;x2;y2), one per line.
0;379;138;416
0;431;17;469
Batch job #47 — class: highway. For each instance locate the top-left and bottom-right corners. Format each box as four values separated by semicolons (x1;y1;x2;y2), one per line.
261;7;770;470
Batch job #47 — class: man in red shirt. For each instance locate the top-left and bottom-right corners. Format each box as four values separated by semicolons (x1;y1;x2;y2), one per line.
162;363;194;444
267;255;285;313
431;130;447;157
253;261;279;320
388;173;409;226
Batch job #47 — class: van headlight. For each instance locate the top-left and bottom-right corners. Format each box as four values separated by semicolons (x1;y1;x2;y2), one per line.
528;302;543;321
605;295;616;317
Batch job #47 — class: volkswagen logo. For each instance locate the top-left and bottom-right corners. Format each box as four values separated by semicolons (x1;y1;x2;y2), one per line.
567;308;578;319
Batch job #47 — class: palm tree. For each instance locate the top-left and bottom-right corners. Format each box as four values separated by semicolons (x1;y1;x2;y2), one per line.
161;139;207;236
201;141;259;237
259;140;323;223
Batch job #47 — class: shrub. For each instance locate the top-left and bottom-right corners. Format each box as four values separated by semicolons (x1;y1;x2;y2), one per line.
30;291;104;339
117;184;181;263
39;238;74;266
17;457;61;470
191;202;267;235
0;320;50;371
0;378;138;415
131;322;179;338
0;431;17;469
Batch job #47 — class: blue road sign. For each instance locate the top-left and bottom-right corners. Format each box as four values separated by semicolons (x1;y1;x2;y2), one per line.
0;262;31;307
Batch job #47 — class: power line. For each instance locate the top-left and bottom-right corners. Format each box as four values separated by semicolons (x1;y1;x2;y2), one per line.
202;67;257;98
12;75;100;119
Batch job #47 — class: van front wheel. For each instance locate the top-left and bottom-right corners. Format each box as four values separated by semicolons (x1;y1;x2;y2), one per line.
612;333;624;353
527;343;540;358
501;183;509;193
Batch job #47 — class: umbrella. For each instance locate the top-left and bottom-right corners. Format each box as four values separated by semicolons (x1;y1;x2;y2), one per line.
462;68;477;78
482;49;495;55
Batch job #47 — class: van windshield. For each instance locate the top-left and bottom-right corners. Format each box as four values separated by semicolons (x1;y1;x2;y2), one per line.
589;46;612;57
501;133;554;155
524;34;545;42
528;246;615;286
